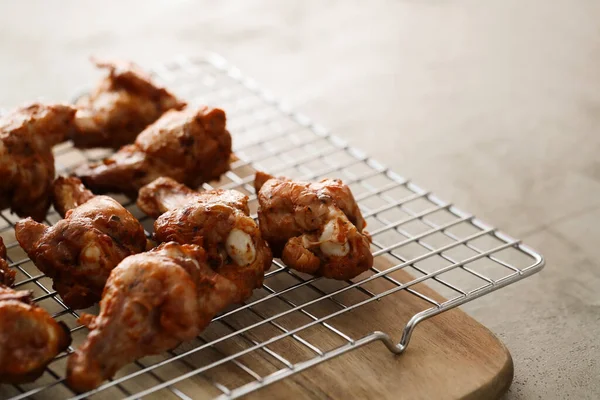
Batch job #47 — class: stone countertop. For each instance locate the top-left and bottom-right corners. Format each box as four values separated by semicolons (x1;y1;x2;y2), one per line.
1;1;599;398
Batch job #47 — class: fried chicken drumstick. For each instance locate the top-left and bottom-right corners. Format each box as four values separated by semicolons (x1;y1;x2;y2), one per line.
0;237;71;383
15;177;147;309
72;59;186;149
254;171;373;280
0;103;76;221
137;177;271;302
75;106;232;197
67;242;241;392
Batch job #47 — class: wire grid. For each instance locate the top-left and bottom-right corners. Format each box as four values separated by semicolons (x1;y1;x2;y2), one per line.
0;54;544;400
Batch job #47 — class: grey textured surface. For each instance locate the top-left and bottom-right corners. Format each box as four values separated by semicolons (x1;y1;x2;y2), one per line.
1;1;599;398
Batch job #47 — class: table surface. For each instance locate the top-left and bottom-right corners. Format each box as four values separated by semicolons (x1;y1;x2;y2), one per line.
1;1;598;399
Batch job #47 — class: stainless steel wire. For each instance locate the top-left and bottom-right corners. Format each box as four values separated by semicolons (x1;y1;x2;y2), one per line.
0;54;544;400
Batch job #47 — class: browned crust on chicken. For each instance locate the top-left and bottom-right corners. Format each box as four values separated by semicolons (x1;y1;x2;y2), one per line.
153;200;269;302
52;176;95;217
0;240;71;384
66;242;238;392
136;176;198;219
255;172;372;280
0;103;76;221
16;180;147;309
72;58;186;149
0;295;71;383
137;176;249;218
0;238;15;287
75;106;232;197
137;177;269;303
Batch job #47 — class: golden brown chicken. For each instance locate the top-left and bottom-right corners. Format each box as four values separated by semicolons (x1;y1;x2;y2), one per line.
137;177;271;302
254;171;373;280
71;58;186;149
52;174;95;217
0;237;71;384
67;242;239;392
0;237;14;286
75;106;232;197
15;177;147;309
0;103;76;221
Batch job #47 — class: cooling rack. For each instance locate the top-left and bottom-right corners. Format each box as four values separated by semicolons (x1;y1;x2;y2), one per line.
0;54;544;400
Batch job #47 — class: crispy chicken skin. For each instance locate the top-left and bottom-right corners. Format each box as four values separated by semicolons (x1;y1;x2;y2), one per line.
52;175;95;217
137;176;249;219
0;237;15;286
0;290;72;383
0;238;71;384
137;177;270;302
0;103;76;221
67;242;239;392
254;171;373;280
72;58;186;149
15;177;147;309
75;106;232;197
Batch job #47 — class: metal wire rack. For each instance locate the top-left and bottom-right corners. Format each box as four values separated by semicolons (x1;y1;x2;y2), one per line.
0;54;544;400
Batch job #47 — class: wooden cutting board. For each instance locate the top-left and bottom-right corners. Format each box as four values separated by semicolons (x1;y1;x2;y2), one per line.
241;259;514;400
106;257;513;400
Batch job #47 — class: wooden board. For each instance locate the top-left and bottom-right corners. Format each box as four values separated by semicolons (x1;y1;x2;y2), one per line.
115;257;514;400
241;258;514;400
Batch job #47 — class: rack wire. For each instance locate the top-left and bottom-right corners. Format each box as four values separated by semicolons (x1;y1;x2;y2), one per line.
0;54;544;400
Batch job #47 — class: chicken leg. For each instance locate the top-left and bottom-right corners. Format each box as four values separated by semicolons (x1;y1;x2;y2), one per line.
72;58;186;149
137;177;271;303
254;171;373;280
66;242;238;392
15;177;147;309
0;103;76;221
75;106;232;197
0;237;71;383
